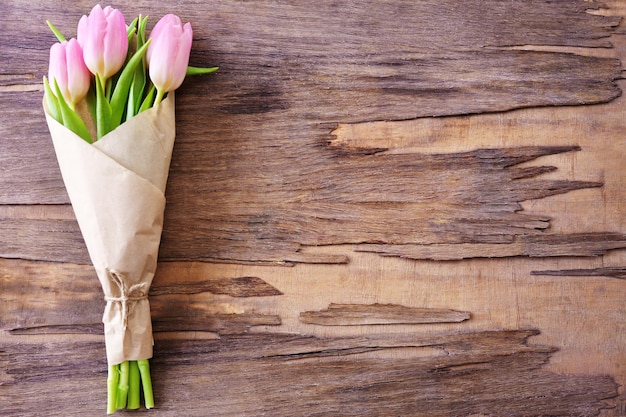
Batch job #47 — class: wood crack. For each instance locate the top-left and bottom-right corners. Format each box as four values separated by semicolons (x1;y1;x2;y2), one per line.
531;266;626;280
356;232;626;261
300;303;471;326
150;276;283;297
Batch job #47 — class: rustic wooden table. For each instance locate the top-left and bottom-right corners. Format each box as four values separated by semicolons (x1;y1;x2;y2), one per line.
1;0;625;416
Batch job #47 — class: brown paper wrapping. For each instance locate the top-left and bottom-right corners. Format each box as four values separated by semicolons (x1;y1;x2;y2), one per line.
44;95;175;365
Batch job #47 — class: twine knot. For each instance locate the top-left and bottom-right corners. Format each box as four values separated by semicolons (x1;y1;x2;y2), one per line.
104;269;148;329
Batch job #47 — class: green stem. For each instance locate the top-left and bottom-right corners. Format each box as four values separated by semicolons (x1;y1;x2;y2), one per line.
107;365;120;415
127;361;141;410
137;359;154;409
116;361;129;410
153;89;166;107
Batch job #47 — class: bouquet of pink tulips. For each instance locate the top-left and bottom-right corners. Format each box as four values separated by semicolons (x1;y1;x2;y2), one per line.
43;4;216;413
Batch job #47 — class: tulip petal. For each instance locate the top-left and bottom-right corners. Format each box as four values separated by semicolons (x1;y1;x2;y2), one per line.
102;7;129;79
65;39;91;105
78;4;129;80
49;39;91;107
76;15;88;47
147;14;181;63
49;42;68;100
147;15;193;94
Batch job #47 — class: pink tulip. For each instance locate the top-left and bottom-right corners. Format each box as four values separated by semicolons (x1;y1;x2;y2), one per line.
147;14;193;95
48;38;91;107
77;4;128;80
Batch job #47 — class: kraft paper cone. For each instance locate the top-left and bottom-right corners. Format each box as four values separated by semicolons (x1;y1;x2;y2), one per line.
44;95;175;365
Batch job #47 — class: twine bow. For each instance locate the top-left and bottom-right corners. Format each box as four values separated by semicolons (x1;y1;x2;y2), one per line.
104;269;148;329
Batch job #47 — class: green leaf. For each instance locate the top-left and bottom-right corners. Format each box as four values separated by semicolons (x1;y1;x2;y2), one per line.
43;76;63;123
95;74;113;139
126;17;149;121
122;15;151;122
53;79;92;143
126;81;136;122
127;17;138;40
138;84;156;113
134;15;151;116
138;15;149;46
109;40;151;129
126;63;147;121
186;66;219;76
46;21;66;43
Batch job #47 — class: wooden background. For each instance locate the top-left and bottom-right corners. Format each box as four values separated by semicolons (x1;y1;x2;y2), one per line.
1;0;625;415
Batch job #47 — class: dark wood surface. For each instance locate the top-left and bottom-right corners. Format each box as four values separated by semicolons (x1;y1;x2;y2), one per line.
1;0;625;415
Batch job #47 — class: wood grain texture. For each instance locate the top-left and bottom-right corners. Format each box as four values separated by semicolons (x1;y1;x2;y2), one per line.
299;303;471;325
0;259;281;334
0;0;623;267
1;0;626;415
149;276;283;297
4;146;625;265
0;330;618;417
9;312;282;336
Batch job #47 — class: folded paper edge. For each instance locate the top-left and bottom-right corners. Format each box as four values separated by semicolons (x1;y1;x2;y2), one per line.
93;93;176;193
42;98;177;365
43;111;167;199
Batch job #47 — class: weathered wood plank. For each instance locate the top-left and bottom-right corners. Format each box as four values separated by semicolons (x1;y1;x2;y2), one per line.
0;259;282;333
0;0;622;205
9;312;282;336
1;0;623;267
150;276;282;297
0;330;618;416
1;1;625;414
299;303;471;325
4;146;622;265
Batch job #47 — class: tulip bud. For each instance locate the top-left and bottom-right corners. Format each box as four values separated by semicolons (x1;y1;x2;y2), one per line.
147;14;193;98
77;4;128;80
48;39;91;107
